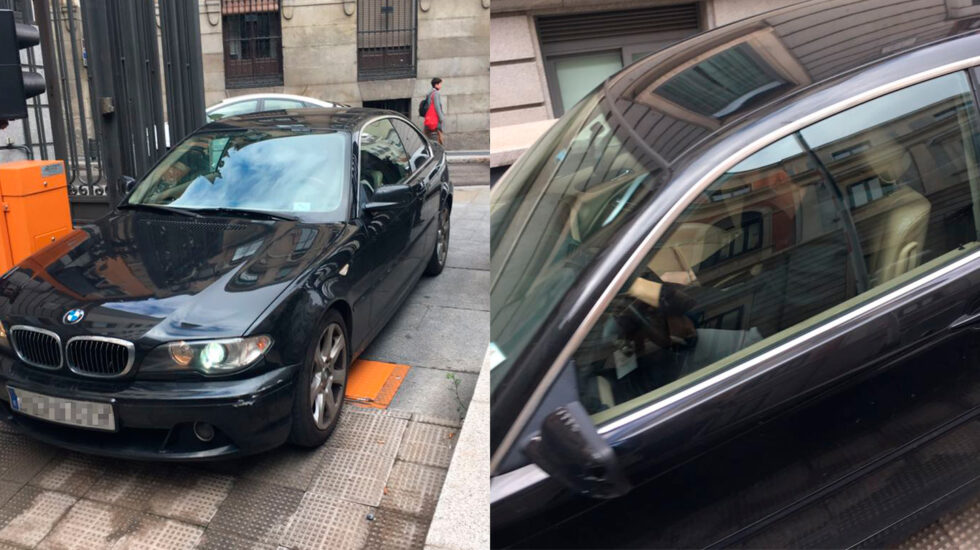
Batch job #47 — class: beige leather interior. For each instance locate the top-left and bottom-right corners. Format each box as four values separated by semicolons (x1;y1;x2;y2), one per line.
852;184;931;285
647;222;735;283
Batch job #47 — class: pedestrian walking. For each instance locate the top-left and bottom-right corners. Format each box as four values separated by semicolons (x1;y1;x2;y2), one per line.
421;77;445;145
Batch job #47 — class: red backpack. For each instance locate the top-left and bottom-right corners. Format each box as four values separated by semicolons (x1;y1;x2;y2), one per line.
424;91;439;131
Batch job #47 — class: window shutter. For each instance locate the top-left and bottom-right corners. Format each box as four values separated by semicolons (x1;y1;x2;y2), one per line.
536;4;700;45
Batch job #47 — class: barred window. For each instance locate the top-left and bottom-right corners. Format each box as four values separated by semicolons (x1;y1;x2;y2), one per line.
222;0;283;88
357;0;418;81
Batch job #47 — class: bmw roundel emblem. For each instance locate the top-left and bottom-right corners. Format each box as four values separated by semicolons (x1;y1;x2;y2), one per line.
63;309;85;324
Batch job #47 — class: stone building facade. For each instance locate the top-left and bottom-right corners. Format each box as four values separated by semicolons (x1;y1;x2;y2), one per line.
489;0;787;173
199;0;490;150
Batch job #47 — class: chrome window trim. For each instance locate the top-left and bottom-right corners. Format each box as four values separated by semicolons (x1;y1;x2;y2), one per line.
65;335;136;378
491;54;980;473
9;325;63;370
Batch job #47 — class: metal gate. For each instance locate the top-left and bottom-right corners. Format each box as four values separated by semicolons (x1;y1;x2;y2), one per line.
2;0;206;223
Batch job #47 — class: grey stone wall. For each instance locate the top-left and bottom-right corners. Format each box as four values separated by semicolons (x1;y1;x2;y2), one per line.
199;1;489;150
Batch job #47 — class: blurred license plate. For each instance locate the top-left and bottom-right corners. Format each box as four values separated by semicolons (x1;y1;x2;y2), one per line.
6;386;115;431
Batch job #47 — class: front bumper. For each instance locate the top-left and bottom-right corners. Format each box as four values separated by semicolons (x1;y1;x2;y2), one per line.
0;355;298;461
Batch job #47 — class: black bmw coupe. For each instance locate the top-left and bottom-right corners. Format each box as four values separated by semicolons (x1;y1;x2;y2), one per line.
0;108;452;460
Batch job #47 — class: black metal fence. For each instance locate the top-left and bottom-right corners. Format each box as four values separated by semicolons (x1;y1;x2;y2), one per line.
357;0;417;81
1;0;206;223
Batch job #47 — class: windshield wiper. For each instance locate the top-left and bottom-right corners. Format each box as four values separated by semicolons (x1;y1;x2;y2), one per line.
118;203;202;218
189;207;299;221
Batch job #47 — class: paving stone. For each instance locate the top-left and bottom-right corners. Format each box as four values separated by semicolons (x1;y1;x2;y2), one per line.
364;306;490;373
280;492;372;550
0;432;57;483
380;461;447;519
236;445;328;491
899;521;957;550
364;508;430;550
389;367;477;425
398;422;457;468
107;515;203;550
195;529;278;550
31;453;106;497
86;464;233;526
0;484;19;509
207;480;304;545
36;499;141;550
307;446;395;507
331;409;408;457
0;486;76;547
941;497;980;550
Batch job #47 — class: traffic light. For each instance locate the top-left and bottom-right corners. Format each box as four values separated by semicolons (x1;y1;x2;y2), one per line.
0;9;45;122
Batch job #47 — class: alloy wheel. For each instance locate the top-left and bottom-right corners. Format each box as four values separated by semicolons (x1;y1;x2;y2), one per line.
436;209;450;266
310;322;347;430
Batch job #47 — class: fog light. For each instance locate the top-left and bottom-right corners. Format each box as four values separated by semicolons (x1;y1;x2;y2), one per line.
193;422;215;442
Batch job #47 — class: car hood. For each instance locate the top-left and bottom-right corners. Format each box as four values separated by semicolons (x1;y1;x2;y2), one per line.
0;210;344;342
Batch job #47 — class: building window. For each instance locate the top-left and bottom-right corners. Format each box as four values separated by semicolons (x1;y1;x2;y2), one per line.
222;0;283;89
537;4;702;116
362;98;412;118
357;0;417;81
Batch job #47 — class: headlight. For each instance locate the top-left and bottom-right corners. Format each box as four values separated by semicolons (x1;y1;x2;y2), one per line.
0;321;8;349
142;335;272;375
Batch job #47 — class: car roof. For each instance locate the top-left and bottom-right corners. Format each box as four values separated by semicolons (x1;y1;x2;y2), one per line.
596;0;980;171
206;93;335;111
195;107;407;134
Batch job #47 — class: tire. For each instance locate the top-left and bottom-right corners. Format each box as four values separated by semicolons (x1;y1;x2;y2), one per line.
424;206;451;276
288;309;349;447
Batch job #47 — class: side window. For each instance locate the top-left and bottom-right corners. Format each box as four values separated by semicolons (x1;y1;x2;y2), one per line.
577;71;980;424
208;100;259;120
358;119;412;203
392;119;429;171
262;98;306;111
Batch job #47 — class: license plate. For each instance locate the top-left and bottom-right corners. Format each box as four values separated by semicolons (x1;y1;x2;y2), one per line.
6;386;116;432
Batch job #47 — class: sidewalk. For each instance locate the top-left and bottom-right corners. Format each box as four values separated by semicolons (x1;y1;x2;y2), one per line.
423;353;491;550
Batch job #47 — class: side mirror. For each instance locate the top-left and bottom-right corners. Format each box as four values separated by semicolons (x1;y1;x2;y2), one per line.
524;401;630;499
120;175;137;194
364;184;413;214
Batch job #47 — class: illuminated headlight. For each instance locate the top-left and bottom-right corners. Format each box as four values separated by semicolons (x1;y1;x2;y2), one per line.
0;321;8;349
143;335;272;375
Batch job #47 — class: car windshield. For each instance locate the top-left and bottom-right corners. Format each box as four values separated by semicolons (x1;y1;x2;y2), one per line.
490;90;665;393
127;130;349;221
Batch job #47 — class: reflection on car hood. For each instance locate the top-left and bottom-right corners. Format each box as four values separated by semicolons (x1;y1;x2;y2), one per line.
0;210;344;342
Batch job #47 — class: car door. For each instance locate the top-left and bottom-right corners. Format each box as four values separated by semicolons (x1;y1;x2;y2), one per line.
356;118;418;332
492;70;980;548
392;118;440;268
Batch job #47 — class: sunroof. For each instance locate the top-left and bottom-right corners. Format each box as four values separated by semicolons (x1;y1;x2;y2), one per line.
654;42;791;119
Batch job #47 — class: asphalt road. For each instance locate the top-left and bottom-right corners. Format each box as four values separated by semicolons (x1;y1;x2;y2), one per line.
0;185;490;550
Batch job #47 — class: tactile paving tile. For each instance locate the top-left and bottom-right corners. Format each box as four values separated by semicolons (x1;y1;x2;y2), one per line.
899;521;958;550
0;432;57;483
31;453;107;497
86;464;233;525
195;529;278;550
207;479;304;545
0;486;76;547
307;446;395;507
279;492;372;550
379;461;447;518
35;498;141;550
238;445;329;491
0;483;19;509
331;409;408;457
397;422;457;468
940;498;980;549
107;516;203;550
363;507;430;550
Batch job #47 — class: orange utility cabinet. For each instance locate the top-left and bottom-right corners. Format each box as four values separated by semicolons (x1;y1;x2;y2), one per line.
0;160;72;273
